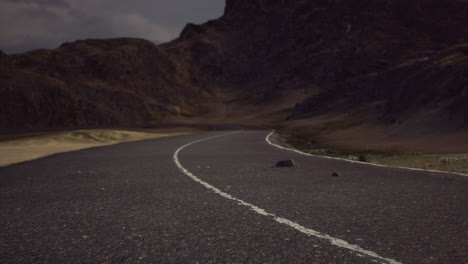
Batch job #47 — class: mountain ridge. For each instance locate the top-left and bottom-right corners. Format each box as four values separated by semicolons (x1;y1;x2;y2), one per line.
1;0;467;134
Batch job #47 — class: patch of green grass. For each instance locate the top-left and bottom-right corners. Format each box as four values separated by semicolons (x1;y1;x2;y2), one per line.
279;129;468;175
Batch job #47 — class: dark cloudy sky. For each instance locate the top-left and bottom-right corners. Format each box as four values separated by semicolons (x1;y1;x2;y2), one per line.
0;0;225;54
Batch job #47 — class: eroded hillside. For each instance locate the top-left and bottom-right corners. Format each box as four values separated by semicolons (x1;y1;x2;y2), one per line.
0;38;216;131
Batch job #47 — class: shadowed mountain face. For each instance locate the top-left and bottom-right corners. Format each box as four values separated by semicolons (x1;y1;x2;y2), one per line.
1;0;468;131
0;39;212;131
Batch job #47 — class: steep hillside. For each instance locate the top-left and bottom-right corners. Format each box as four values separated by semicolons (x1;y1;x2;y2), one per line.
0;38;213;131
167;0;468;129
291;43;468;130
1;0;467;133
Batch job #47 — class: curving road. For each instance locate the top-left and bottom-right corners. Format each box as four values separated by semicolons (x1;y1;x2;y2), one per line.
0;130;467;264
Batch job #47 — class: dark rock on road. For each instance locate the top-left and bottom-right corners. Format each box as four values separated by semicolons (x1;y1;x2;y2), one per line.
275;159;298;168
331;171;341;177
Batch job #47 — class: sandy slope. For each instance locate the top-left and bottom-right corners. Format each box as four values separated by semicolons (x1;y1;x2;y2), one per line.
0;128;199;166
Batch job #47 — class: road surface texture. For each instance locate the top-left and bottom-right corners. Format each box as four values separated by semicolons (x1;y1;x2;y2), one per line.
1;130;467;264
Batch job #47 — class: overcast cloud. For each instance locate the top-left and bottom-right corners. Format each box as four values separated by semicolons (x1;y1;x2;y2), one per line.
0;0;225;54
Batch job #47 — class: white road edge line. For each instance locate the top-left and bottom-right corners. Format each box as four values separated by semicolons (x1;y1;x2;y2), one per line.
173;131;402;264
266;130;468;177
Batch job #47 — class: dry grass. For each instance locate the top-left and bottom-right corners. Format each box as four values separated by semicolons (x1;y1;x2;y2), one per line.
279;124;468;175
0;127;200;166
368;154;468;175
281;115;468;154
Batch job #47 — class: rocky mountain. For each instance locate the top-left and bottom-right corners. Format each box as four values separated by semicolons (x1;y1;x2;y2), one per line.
1;0;467;132
0;39;215;131
185;0;468;129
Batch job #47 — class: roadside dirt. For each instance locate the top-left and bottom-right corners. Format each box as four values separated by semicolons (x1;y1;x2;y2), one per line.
0;127;200;166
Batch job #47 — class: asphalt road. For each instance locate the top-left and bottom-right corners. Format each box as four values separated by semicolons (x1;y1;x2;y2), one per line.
0;130;467;264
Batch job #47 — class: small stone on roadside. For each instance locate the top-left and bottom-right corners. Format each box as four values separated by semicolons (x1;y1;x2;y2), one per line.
276;159;298;167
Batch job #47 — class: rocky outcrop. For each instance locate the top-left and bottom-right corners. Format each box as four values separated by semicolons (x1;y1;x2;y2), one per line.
0;38;208;131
